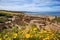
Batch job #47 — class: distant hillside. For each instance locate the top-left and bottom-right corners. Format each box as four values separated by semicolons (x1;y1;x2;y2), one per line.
0;10;24;13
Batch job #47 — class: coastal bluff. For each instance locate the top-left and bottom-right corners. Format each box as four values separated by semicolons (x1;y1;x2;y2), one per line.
0;10;60;32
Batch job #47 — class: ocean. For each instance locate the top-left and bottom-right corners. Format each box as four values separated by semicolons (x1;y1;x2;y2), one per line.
24;12;60;16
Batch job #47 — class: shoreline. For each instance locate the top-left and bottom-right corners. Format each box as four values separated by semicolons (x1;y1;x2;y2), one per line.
0;10;60;16
25;13;60;17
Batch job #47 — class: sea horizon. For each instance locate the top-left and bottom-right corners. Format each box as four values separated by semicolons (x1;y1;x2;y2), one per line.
24;11;60;16
0;10;60;16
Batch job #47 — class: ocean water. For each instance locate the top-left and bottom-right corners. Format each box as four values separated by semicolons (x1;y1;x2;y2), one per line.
25;12;60;16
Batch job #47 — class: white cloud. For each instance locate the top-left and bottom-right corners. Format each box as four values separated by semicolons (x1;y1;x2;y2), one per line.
0;0;60;12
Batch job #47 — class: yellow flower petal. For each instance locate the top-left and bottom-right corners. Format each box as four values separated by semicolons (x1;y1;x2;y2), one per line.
25;34;30;38
13;33;17;38
33;28;37;31
0;38;2;40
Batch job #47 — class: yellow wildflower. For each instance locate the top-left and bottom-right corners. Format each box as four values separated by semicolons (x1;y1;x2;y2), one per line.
13;33;17;38
20;38;24;40
43;30;47;33
39;31;43;34
4;34;8;39
18;31;21;34
52;34;54;36
5;34;8;37
5;37;11;40
33;28;37;31
43;36;50;40
43;37;50;40
0;38;2;40
25;34;30;38
18;30;24;34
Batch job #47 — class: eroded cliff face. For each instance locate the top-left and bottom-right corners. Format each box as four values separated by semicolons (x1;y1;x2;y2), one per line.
0;11;60;32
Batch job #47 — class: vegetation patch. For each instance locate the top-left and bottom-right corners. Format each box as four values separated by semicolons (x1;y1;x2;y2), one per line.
0;25;60;40
0;12;13;18
55;17;60;22
0;19;5;23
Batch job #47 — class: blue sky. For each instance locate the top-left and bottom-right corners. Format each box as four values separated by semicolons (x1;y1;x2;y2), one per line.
0;0;60;12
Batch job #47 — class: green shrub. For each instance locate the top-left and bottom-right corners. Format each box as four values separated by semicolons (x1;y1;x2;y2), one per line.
55;17;60;22
0;19;5;23
0;12;13;18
